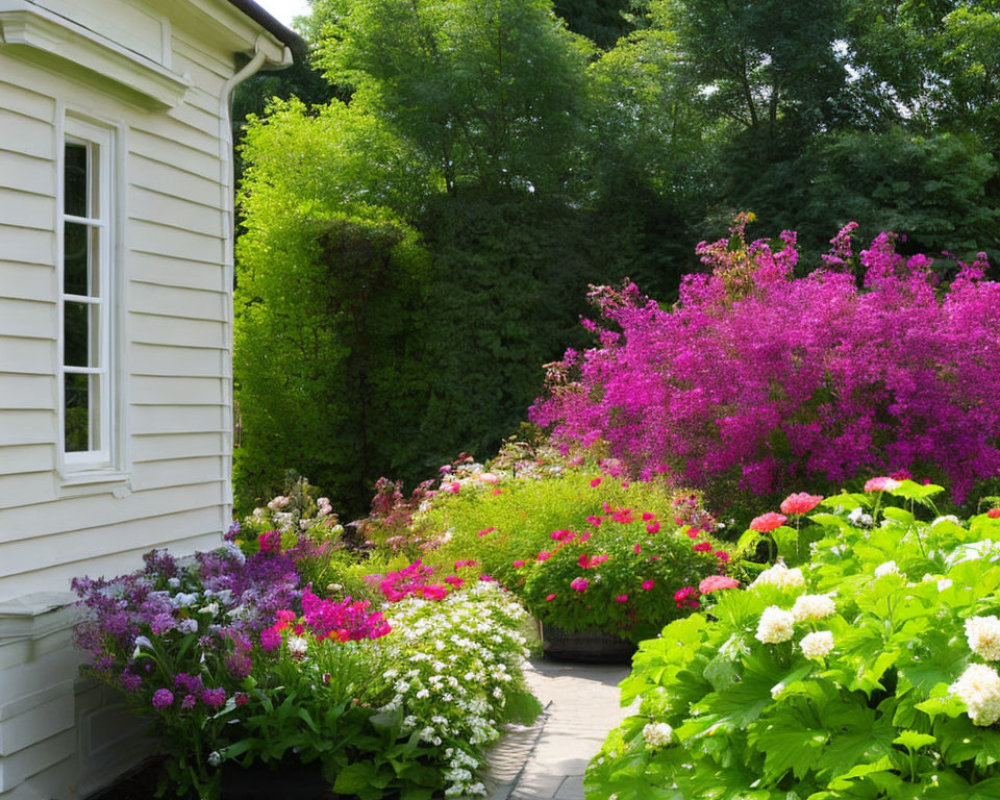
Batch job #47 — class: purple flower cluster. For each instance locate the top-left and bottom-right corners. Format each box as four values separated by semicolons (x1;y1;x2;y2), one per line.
531;220;1000;502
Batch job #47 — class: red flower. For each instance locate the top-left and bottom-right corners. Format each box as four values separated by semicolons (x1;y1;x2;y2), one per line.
633;543;642;555
779;492;824;516
642;512;657;521
693;542;713;552
716;551;730;563
477;527;496;537
988;508;1000;519
748;512;788;532
546;593;556;602
537;551;552;562
685;527;700;539
551;529;574;541
646;521;661;534
590;477;603;488
512;560;526;568
586;515;603;527
615;594;628;603
443;575;464;587
611;507;635;524
641;579;655;591
570;577;590;592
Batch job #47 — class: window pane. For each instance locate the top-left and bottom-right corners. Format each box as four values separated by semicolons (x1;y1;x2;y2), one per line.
64;373;91;452
64;301;95;367
65;143;88;217
64;221;94;295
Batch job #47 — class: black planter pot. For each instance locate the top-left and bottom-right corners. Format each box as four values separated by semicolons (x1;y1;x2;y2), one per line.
220;762;336;800
539;622;637;665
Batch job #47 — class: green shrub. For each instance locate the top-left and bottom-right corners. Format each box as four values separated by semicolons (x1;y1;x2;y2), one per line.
587;480;1000;799
420;465;731;641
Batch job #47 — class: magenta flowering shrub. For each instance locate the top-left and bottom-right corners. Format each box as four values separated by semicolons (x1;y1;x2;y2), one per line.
531;217;1000;503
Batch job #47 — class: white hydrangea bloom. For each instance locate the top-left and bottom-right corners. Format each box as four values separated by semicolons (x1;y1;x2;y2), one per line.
770;682;786;700
938;578;953;592
966;616;1000;661
752;562;805;590
873;561;900;578
642;722;674;748
951;663;1000;726
756;606;796;644
792;594;836;622
799;630;834;659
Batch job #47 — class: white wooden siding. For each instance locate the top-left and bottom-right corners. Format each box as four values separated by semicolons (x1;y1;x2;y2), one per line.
0;7;243;602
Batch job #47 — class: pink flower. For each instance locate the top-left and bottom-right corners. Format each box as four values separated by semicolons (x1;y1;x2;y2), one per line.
633;543;642;554
478;472;499;484
685;527;700;539
674;586;700;609
551;529;574;541
570;577;589;592
444;575;464;587
568;455;585;467
579;531;592;543
513;560;526;568
537;551;552;562
716;551;730;563
779;492;824;516
586;515;603;527
693;542;713;552
257;530;281;553
749;512;788;532
615;594;628;603
646;521;661;534
578;553;609;569
479;574;496;582
699;575;740;593
260;627;281;652
421;583;448;600
477;527;496;537
448;481;461;494
590;477;602;487
864;476;902;492
492;489;503;496
642;512;657;521
641;579;655;591
611;507;635;524
546;593;557;601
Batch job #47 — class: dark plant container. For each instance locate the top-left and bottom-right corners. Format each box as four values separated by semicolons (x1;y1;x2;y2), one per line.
221;762;337;799
539;622;637;664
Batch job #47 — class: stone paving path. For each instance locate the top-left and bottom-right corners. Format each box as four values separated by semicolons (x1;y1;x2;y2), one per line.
479;658;636;800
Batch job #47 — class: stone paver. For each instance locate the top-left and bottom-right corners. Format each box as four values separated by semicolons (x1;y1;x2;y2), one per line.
477;657;635;800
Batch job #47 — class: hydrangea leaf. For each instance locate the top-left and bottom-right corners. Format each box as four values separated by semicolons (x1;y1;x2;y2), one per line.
826;755;894;790
882;507;916;527
888;480;945;504
935;718;1000;769
893;730;936;750
923;773;1000;800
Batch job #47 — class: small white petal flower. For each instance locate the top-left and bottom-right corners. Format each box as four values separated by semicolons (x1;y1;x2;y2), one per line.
951;663;1000;726
752;562;805;590
642;722;674;748
756;606;796;644
966;616;1000;661
799;630;834;659
286;636;308;656
874;561;900;578
792;594;836;622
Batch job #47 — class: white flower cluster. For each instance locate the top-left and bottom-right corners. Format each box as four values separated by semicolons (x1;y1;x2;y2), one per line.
799;630;834;659
379;585;531;798
751;562;805;590
966;616;1000;662
642;722;674;748
755;606;795;644
847;507;874;528
791;594;836;622
951;664;1000;726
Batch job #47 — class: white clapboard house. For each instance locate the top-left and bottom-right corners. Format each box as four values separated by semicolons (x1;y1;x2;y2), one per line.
0;1;296;797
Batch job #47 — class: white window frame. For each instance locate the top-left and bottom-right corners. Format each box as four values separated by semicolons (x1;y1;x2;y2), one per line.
58;115;120;479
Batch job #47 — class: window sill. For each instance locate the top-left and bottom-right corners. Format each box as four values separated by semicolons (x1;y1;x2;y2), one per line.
57;469;132;499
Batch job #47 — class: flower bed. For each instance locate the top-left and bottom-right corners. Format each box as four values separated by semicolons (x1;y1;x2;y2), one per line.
73;530;538;800
586;480;1000;799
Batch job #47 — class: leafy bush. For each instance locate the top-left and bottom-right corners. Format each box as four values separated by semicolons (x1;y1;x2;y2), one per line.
531;217;1000;506
586;480;1000;799
419;462;732;641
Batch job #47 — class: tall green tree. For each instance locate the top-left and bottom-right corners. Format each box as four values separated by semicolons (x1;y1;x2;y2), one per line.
312;0;594;194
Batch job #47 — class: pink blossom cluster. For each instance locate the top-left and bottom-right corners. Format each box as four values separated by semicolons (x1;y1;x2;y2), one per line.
531;221;1000;502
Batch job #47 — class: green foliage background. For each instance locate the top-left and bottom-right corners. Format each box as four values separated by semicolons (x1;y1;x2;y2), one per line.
233;0;1000;518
